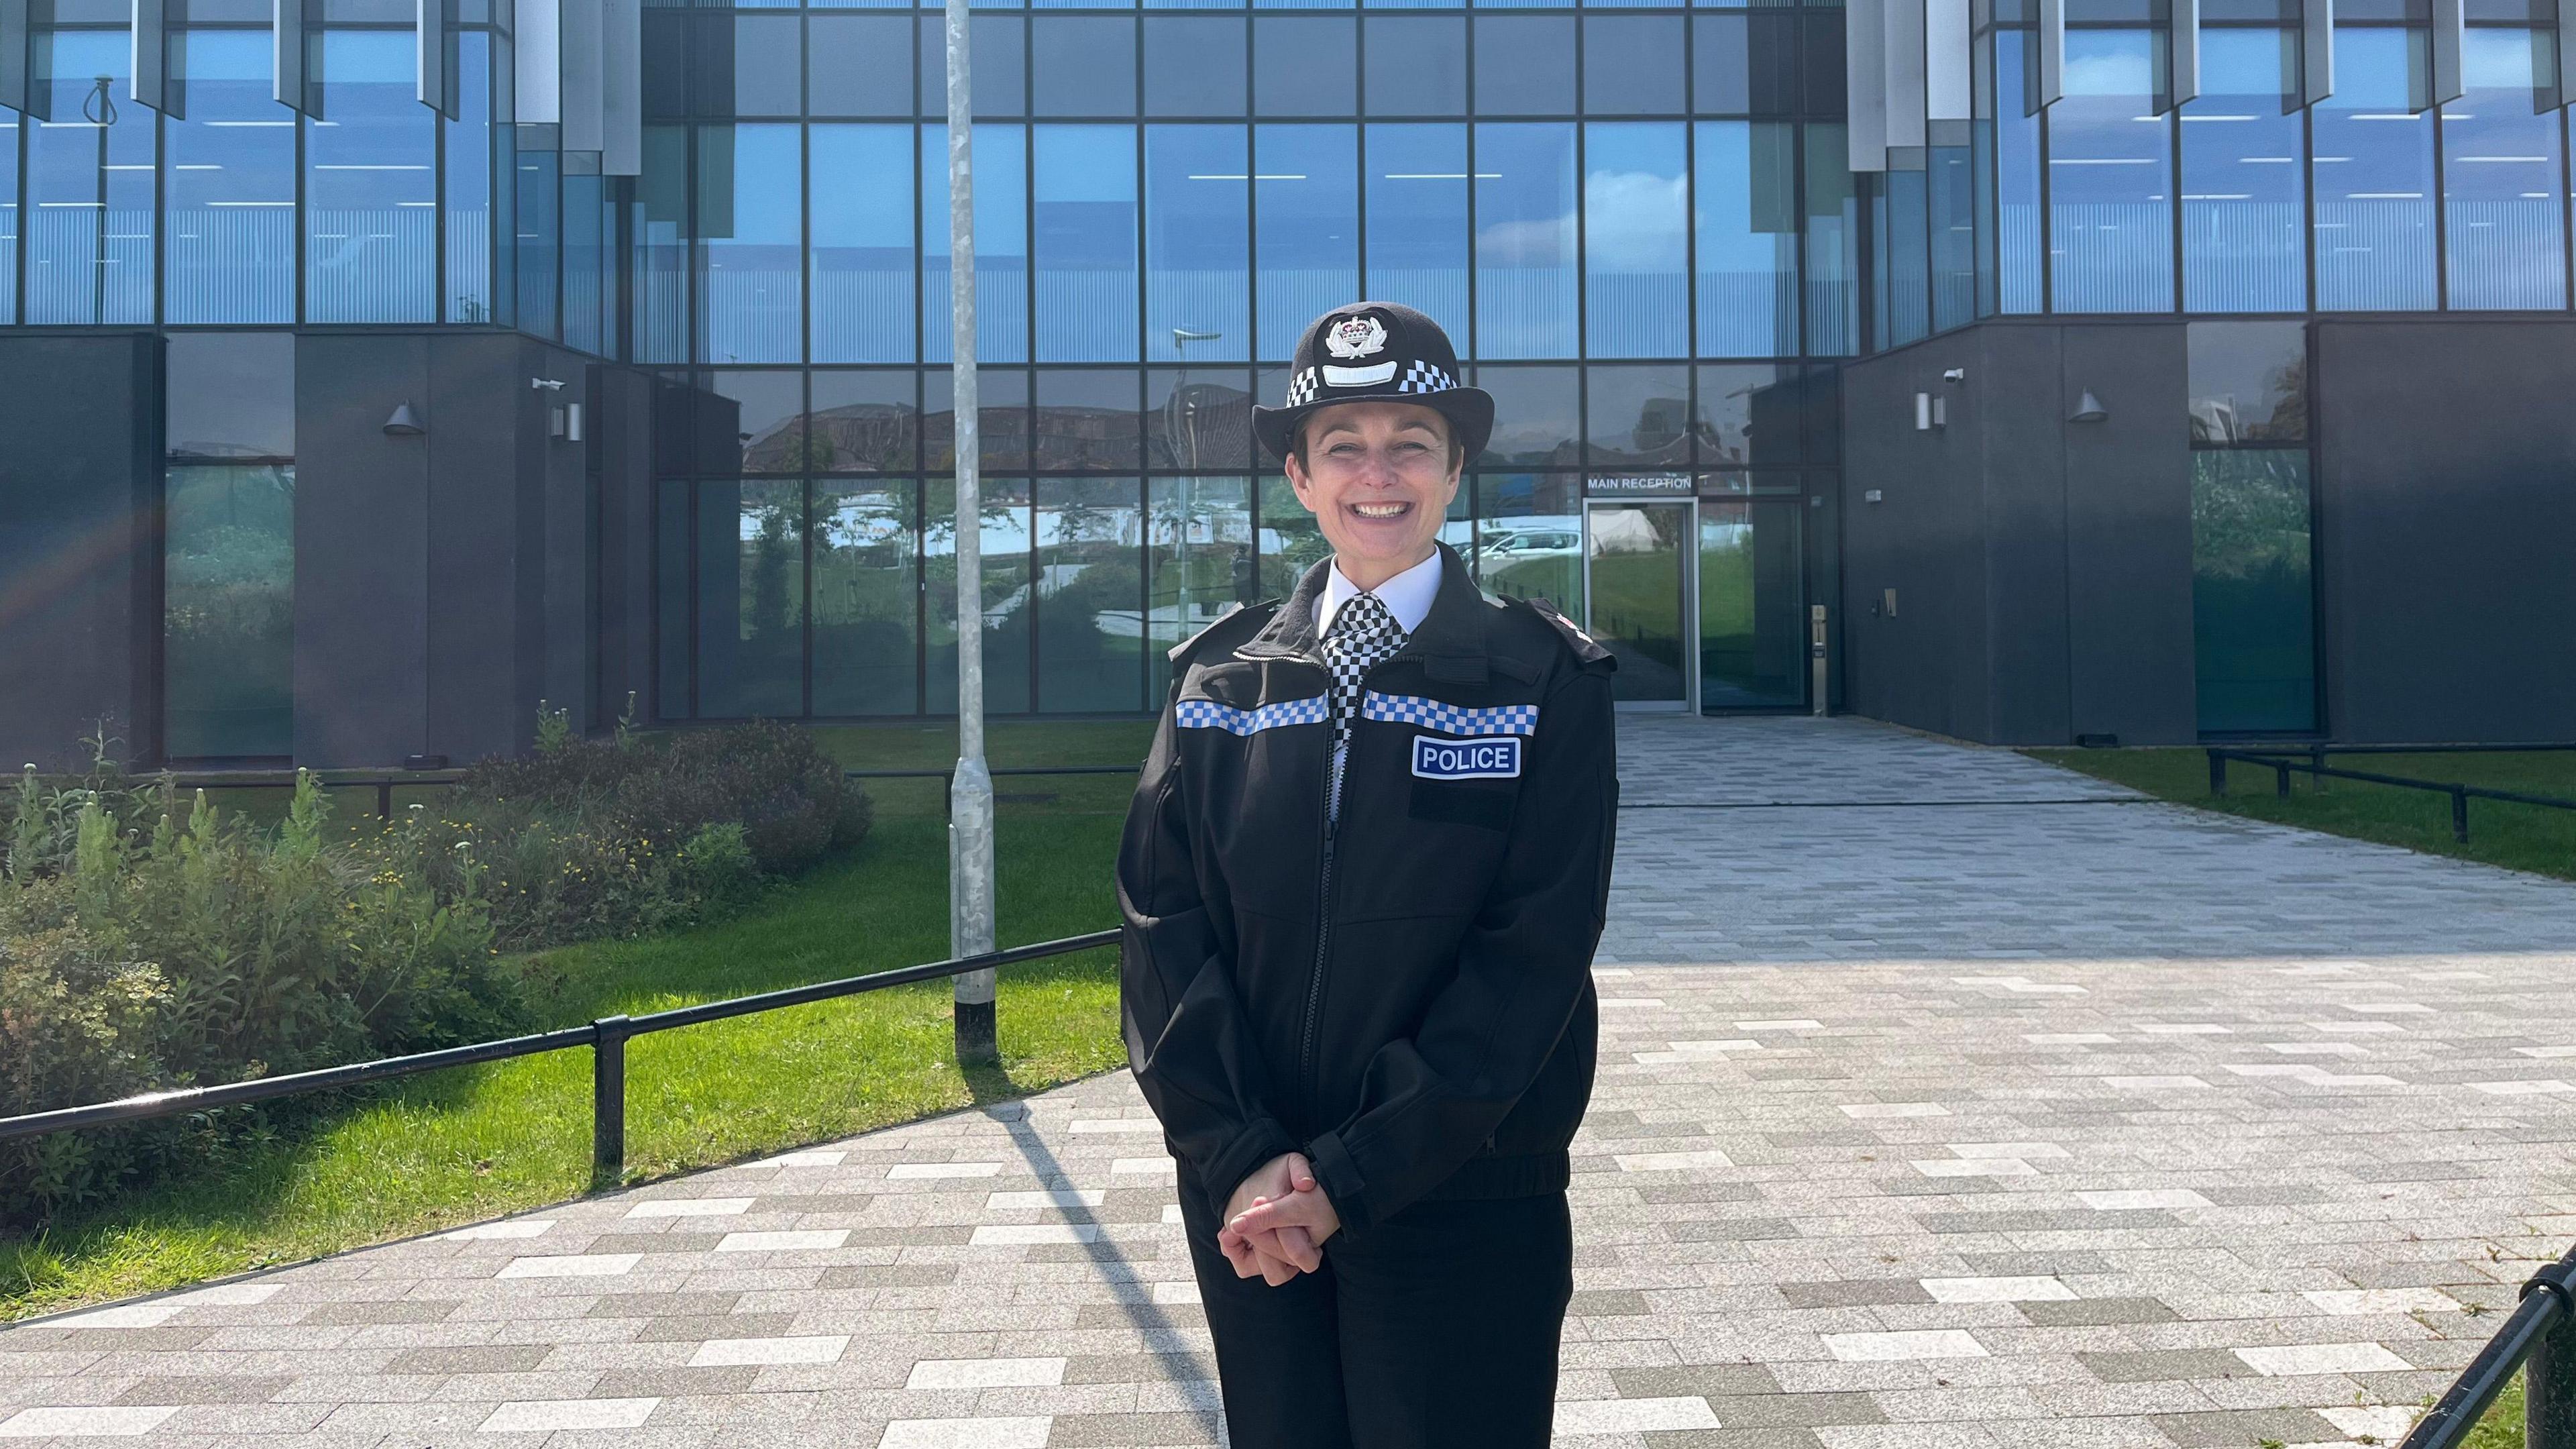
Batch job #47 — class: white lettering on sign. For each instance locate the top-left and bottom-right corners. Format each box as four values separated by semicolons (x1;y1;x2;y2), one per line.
1412;735;1522;780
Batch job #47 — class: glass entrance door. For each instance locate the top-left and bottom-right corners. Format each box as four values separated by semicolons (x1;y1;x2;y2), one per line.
1582;500;1695;709
1698;496;1807;708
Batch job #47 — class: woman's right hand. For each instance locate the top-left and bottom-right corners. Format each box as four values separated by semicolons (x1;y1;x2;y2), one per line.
1218;1152;1324;1285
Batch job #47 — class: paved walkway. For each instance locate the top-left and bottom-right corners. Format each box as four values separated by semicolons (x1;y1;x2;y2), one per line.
7;717;2575;1448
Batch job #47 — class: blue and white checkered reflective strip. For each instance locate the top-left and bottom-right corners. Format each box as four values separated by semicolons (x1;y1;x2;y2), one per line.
1174;695;1330;736
1359;692;1540;737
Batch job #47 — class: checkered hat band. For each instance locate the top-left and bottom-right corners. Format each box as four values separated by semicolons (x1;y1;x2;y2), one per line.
1359;692;1540;737
1175;695;1329;736
1285;363;1456;408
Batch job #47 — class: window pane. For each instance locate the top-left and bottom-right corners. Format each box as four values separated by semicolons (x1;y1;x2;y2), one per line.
928;367;1032;471
2047;30;2174;312
1695;119;1800;357
2313;27;2436;309
1365;17;1466;115
1035;369;1144;470
1472;473;1583;623
697;124;803;364
28;30;152;324
1476;122;1578;358
2182;28;2307;312
2187;321;2307;442
1364;123;1470;334
1586;363;1692;467
306;30;434;322
1257;125;1359;361
925;123;1030;364
1699;496;1804;708
1874;168;1930;345
1147;369;1256;469
168;333;296;460
1146;125;1250;362
1992;31;2044;312
703;370;805;474
813;479;922;715
1477;15;1576;115
926;478;1034;714
1145;17;1246;115
813;124;917;364
1929;139;1974;329
717;15;800;117
1583;123;1690;358
1033;17;1137;117
810;15;913;117
0;108;15;322
1254;472;1323;598
1255;17;1356;115
2442;28;2566;310
1038;477;1147;712
697;479;806;718
565;166;606;354
2192;450;2315;733
167;30;294;323
1149;476;1256;698
812;370;922;473
636;127;690;363
1036;124;1141;362
1582;16;1685;115
518;138;560;341
918;15;1026;117
1694;362;1792;465
1803;122;1860;353
1799;10;1843;115
165;465;294;759
445;31;496;324
1477;364;1580;465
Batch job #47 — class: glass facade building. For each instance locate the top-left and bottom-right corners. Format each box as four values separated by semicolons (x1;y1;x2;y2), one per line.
4;0;2573;753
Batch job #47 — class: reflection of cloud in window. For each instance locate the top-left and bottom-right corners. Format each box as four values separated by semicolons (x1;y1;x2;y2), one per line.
1582;170;1687;270
1476;215;1574;265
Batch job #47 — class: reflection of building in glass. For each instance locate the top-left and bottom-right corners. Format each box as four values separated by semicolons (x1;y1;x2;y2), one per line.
5;2;2573;765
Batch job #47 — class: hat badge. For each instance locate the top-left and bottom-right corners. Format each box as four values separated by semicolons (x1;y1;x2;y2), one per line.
1323;315;1388;361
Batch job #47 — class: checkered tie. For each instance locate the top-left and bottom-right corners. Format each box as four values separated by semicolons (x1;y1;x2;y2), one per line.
1323;592;1409;825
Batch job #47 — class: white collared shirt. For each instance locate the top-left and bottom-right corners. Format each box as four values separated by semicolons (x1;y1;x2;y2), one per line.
1317;549;1444;640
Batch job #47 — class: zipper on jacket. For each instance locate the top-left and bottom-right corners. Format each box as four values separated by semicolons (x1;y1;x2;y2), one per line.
1297;660;1354;1107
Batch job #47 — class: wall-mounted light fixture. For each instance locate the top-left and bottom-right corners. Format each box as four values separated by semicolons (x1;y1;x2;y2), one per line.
1864;488;1885;504
383;402;425;436
1913;392;1933;431
2069;390;2110;423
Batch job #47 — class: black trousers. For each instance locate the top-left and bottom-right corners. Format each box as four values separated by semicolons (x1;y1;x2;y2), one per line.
1177;1173;1574;1449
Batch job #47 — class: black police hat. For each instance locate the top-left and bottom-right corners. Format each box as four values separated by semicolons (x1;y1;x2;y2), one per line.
1252;303;1494;466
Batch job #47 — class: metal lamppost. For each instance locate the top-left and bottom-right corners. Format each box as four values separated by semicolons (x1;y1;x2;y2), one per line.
942;0;998;1066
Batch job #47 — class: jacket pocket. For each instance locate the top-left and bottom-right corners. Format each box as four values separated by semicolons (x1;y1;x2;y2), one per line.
1408;778;1514;832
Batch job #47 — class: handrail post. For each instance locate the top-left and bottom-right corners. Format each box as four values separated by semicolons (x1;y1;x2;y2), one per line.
377;781;393;821
2452;786;2471;843
2276;761;2292;798
2208;749;2226;797
592;1016;630;1188
2534;1256;2576;1448
2310;744;2326;795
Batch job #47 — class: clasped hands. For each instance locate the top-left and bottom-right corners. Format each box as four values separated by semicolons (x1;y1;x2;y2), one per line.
1218;1151;1342;1286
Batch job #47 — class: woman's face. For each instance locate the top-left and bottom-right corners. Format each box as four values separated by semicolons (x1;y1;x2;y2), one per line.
1283;401;1463;581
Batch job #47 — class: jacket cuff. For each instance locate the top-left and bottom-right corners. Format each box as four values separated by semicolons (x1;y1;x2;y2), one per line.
1304;1129;1373;1232
1198;1117;1299;1223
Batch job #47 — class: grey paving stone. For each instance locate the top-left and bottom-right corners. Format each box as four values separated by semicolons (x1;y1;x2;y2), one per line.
8;718;2572;1448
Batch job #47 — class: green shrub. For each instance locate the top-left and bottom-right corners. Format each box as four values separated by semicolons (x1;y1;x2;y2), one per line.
0;776;517;1225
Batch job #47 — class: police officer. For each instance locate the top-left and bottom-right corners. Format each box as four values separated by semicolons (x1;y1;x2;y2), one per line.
1117;303;1619;1449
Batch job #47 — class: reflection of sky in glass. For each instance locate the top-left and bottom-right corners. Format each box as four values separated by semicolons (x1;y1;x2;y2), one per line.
2182;29;2304;313
1587;123;1690;358
1476;122;1579;358
1035;124;1140;362
28;30;155;325
1255;125;1359;362
2442;28;2565;311
924;124;1028;364
167;30;296;323
812;125;915;364
1145;125;1249;363
2313;27;2436;311
1365;123;1470;335
2047;30;2173;313
1993;34;2043;313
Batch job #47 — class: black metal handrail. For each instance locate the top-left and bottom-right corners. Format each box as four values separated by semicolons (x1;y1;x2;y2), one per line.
2399;1242;2575;1448
0;928;1120;1186
2207;748;2576;843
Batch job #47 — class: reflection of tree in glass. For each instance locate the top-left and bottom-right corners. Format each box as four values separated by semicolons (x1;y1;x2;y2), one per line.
749;502;794;645
2192;451;2310;579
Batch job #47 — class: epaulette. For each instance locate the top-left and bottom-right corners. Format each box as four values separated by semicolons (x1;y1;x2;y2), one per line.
1527;596;1615;667
1165;598;1282;666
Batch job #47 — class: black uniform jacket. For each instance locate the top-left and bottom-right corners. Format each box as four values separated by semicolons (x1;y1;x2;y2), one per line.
1118;541;1619;1232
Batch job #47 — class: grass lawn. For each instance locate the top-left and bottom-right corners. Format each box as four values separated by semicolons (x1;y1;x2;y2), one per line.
0;720;1154;1320
2027;747;2576;884
2465;1373;2528;1449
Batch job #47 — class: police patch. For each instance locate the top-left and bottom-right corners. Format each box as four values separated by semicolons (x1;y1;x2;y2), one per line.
1411;734;1521;780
